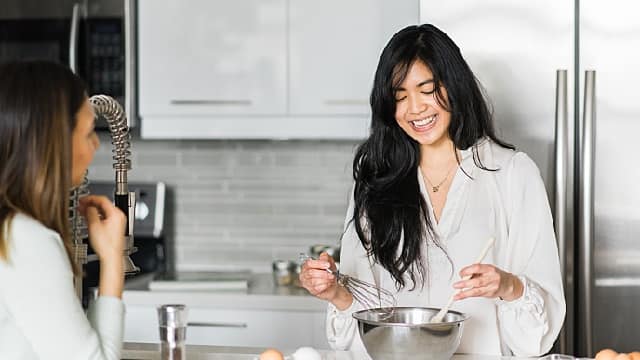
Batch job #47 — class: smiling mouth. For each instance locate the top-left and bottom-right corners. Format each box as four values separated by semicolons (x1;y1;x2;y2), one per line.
410;114;437;131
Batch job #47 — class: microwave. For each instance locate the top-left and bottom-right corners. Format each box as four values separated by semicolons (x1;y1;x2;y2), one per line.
0;0;137;129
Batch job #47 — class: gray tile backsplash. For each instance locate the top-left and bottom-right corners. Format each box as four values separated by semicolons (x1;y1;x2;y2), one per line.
88;134;358;273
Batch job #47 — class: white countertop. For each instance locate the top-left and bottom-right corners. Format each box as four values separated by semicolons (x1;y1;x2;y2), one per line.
123;273;326;311
122;342;528;360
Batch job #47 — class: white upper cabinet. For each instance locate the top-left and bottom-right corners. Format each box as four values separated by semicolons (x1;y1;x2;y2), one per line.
289;0;419;116
138;0;418;139
138;0;287;117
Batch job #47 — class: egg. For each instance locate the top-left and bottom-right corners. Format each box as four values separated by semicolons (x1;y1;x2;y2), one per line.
292;346;322;360
596;349;619;360
615;354;631;360
629;352;640;360
259;348;284;360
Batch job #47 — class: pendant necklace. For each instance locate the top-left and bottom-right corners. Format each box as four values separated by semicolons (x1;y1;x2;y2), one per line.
424;162;458;193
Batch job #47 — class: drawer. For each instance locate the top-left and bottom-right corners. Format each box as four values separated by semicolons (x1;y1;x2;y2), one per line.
124;305;328;349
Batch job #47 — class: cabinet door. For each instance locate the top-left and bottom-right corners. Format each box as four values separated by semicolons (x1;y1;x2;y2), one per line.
288;0;419;116
185;308;327;349
138;0;287;116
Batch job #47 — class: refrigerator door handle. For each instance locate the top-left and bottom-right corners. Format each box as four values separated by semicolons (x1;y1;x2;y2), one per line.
554;69;572;355
579;70;596;357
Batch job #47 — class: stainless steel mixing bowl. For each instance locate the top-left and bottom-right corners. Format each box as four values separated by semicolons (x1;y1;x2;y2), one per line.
352;307;468;360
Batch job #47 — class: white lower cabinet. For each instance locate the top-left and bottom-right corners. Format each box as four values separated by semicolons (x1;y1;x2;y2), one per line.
125;304;328;350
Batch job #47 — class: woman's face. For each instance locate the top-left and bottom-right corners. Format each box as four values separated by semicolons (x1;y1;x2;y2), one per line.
393;60;451;146
71;97;99;187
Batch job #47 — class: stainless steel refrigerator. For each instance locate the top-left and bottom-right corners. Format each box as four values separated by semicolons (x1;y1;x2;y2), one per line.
421;0;640;356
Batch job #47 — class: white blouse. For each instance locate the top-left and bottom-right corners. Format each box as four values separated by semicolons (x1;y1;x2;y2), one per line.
326;139;566;357
0;213;124;360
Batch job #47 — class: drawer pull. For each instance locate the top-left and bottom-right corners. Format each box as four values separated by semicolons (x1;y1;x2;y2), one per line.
170;99;252;106
324;99;368;106
188;321;248;328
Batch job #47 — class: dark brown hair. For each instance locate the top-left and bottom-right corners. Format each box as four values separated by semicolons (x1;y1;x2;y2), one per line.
0;61;87;275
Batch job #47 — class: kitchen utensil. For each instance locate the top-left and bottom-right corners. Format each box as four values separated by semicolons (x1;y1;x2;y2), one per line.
430;237;496;323
299;253;397;318
353;306;468;360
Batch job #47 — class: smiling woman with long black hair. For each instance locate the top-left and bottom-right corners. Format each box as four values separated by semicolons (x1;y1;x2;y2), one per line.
300;24;565;356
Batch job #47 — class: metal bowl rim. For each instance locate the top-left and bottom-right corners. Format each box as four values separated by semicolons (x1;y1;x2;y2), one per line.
352;306;470;327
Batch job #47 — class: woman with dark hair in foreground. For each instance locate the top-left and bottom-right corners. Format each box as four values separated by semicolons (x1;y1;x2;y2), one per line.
0;61;126;359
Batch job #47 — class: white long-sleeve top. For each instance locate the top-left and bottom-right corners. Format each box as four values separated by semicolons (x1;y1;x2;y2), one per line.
0;213;124;360
327;139;566;357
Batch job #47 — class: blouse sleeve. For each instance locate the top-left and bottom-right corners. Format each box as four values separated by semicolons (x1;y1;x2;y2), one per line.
0;220;124;360
326;190;366;352
496;152;566;356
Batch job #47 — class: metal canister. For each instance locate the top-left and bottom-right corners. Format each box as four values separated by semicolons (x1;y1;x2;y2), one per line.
272;260;296;286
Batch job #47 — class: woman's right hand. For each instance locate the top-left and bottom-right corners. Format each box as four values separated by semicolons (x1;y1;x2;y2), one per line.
299;252;353;310
78;195;126;298
79;195;126;262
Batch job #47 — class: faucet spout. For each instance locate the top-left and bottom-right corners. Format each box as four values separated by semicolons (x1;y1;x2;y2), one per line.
89;94;139;275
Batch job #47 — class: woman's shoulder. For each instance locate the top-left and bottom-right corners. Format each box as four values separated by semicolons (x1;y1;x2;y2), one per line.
1;213;68;271
475;138;540;177
8;213;63;248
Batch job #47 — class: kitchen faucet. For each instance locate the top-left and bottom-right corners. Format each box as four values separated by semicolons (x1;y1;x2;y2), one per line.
70;94;139;300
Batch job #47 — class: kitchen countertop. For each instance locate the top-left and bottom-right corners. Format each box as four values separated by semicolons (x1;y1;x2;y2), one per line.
122;342;533;360
123;273;326;311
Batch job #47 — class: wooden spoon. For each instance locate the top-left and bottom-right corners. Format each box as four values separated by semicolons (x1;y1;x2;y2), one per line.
430;237;496;323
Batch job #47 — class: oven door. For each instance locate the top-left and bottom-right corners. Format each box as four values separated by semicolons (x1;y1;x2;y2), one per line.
0;0;79;65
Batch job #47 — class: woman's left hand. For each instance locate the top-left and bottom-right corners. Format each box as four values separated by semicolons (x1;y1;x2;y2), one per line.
452;264;524;302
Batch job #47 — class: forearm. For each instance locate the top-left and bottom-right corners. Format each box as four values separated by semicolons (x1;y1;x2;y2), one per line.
330;286;354;311
326;294;361;351
98;257;124;298
497;276;564;356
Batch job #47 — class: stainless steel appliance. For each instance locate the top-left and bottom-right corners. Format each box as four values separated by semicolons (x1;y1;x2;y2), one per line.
0;0;137;127
420;0;640;356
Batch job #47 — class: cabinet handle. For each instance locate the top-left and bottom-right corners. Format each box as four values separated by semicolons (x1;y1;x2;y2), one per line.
170;100;252;106
324;99;368;106
188;321;248;328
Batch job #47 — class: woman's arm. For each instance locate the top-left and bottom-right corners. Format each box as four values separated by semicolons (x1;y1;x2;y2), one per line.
79;195;126;298
496;152;566;356
0;215;124;359
324;191;365;351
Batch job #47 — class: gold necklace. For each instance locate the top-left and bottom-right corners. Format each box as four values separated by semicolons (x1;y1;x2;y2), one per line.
423;163;458;193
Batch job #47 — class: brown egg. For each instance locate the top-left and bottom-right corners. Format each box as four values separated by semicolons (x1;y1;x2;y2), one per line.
614;354;631;360
596;349;619;360
259;348;285;360
628;352;640;360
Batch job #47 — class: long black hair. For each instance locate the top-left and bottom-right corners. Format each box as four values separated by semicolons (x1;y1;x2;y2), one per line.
352;24;514;290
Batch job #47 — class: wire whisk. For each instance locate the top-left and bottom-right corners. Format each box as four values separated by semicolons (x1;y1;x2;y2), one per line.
299;253;397;318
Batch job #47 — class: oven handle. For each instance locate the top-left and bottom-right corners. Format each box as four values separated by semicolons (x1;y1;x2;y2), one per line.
124;0;137;127
68;3;82;73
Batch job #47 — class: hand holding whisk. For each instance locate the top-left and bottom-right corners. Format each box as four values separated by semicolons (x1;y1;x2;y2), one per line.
299;253;397;318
